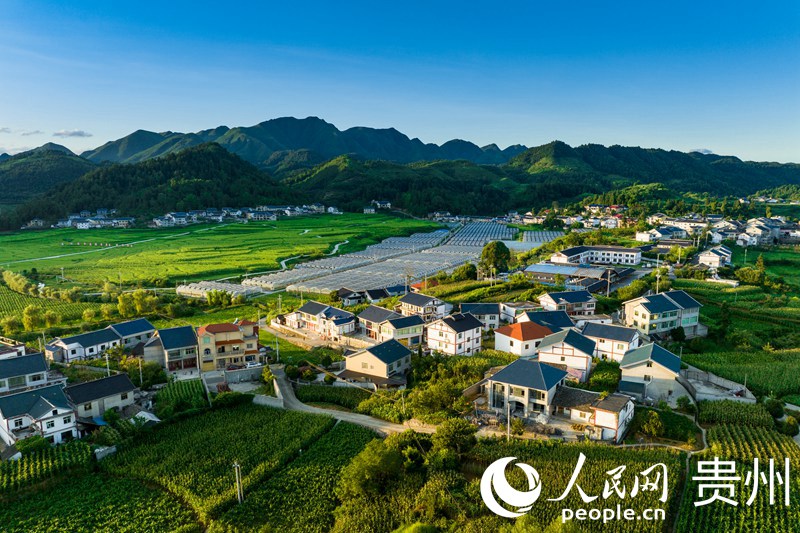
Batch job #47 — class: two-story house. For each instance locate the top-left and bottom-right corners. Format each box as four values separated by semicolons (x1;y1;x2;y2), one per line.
358;305;401;340
622;290;704;338
551;387;634;443
397;293;451;322
538;290;597;317
0;353;52;395
426;313;483;355
581;323;640;362
289;301;356;340
493;322;553;358
0;385;77;446
143;325;199;371
517;310;575;332
340;339;412;388
459;303;501;330
108;318;156;348
46;328;123;363
378;315;426;347
64;374;137;420
618;343;684;402
536;329;596;382
197;321;260;371
550;245;641;266
485;359;569;416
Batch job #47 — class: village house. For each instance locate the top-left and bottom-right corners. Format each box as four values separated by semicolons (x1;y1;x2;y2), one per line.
697;245;732;269
536;329;596;382
622;290;704;338
397;293;451;322
358;305;401;340
64;374;137;420
0;353;62;395
143;325;199;371
550;387;634;443
493;321;553;358
0;385;77;446
499;301;541;322
538;290;597;317
517;310;575;331
581;323;640;362
197;321;260;371
426;313;483;355
340;339;412;388
550;245;641;266
287;301;356;341
337;288;366;306
459;303;501;330
108;318;156;348
618;343;684;402
378;315;426;347
46;328;123;363
484;359;568;416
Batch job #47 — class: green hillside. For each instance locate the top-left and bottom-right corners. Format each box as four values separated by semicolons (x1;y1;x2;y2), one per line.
0;148;96;205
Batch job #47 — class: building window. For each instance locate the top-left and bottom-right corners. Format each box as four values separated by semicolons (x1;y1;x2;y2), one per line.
646;362;653;368
46;421;55;429
121;393;129;400
644;375;652;382
30;374;43;382
63;416;71;424
84;403;92;411
13;419;23;428
560;356;566;362
509;340;515;347
362;362;368;369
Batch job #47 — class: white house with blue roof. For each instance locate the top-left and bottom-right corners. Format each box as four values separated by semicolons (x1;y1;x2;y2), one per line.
622;290;704;338
109;318;156;347
459;303;501;330
46;328;123;363
485;359;569;416
581;323;641;362
619;343;686;402
536;329;596;382
341;339;412;388
538;290;597;317
143;325;199;371
0;384;77;446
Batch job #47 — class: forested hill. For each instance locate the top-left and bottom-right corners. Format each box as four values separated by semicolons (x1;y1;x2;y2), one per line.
0;148;96;205
81;116;528;168
7;144;297;225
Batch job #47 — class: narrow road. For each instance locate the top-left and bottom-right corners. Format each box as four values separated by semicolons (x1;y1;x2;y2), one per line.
325;240;349;255
269;366;436;435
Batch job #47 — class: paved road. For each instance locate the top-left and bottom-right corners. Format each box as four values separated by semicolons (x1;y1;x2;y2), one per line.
269;366;436;435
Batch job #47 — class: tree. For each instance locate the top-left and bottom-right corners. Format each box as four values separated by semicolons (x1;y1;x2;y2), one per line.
43;310;59;328
641;411;664;437
782;416;799;437
431;418;477;456
336;440;404;500
670;326;686;342
755;253;766;272
765;398;784;419
1;315;21;335
450;262;477;282
100;303;116;320
22;305;42;331
479;241;511;275
82;308;96;322
117;293;135;318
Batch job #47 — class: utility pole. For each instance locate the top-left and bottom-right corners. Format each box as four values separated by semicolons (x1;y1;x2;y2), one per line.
275;337;280;363
139;357;143;387
233;462;243;503
656;254;661;294
105;353;111;377
277;294;282;313
506;386;511;442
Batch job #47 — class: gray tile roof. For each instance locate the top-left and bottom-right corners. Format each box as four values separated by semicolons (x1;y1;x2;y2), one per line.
460;303;500;316
109;318;155;338
156;326;198;351
489;359;567;391
297;300;330;316
638;293;681;314
364;339;412;365
385;315;425;329
358;305;401;324
59;328;121;348
399;292;437;307
0;353;47;380
0;385;72;419
663;290;701;310
440;313;483;333
64;374;137;405
620;343;681;374
538;329;596;356
582;323;638;343
593;393;633;413
542;290;595;304
552;386;599;409
523;311;574;332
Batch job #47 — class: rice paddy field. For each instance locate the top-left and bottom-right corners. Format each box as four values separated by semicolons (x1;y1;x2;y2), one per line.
0;214;439;289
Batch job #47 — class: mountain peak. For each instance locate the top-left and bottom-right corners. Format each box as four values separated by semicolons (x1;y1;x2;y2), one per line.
28;142;75;156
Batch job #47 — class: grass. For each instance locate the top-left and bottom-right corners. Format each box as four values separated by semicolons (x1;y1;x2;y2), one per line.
0;214;440;289
0;284;101;321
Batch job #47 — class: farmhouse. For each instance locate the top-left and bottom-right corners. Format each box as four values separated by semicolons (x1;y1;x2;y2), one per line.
459;303;501;330
499;301;541;322
46;328;122;363
622;290;704;338
493;322;553;358
697;245;732;269
517;310;575;332
197;321;260;371
581;323;641;362
143;325;198;371
358;305;401;339
538;290;596;317
65;374;137;420
378;315;426;347
0;353;57;395
536;329;596;382
550;245;641;266
287;301;356;340
340;339;412;388
484;359;568;416
426;313;483;355
618;343;684;403
551;387;634;443
397;293;450;322
108;318;156;348
0;385;77;446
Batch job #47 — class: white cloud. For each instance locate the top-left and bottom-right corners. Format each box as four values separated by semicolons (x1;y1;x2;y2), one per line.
21;129;44;136
53;129;93;138
690;148;714;155
0;127;11;134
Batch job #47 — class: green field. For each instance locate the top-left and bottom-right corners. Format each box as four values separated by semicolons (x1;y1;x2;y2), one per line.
730;244;800;289
0;284;101;321
0;214;439;288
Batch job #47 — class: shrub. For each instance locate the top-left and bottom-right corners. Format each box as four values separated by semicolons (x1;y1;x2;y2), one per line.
212;391;254;409
765;398;785;419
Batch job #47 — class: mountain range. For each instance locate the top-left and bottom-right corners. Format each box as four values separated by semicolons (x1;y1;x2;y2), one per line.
80;116;528;169
1;116;799;228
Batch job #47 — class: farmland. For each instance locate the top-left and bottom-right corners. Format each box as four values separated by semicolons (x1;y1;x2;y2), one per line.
0;441;91;493
0;214;440;288
0;284;101;321
675;425;800;532
0;474;199;533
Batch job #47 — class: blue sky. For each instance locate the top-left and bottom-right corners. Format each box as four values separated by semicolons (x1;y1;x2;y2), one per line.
1;1;798;162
